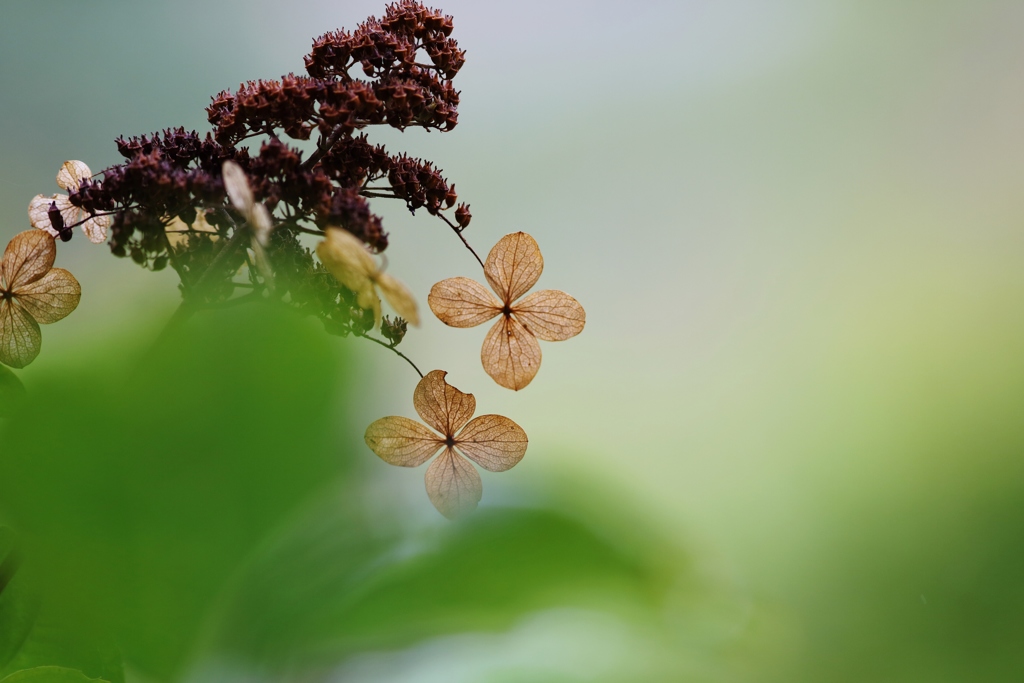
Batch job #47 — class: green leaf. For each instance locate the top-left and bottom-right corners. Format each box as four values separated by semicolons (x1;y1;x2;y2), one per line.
0;530;38;672
0;667;108;683
212;500;684;668
0;366;26;419
0;305;351;682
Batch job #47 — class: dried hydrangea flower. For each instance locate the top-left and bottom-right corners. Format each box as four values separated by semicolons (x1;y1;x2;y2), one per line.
0;231;81;368
428;232;585;390
28;161;110;244
316;226;419;328
364;369;527;518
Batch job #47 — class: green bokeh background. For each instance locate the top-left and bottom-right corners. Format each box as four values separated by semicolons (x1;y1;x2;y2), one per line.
2;1;1024;680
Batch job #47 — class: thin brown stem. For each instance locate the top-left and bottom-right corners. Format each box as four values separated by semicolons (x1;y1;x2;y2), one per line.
355;331;424;378
302;125;345;171
437;213;484;268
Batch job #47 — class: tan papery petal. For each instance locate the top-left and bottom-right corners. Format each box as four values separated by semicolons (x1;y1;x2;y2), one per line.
455;414;528;472
376;272;420;327
0;299;42;369
82;213;110;244
16;268;81;324
425;448;482;519
56;160;92;192
317;228;376;292
365;416;444;467
483;232;544;304
413;369;476;437
1;230;55;291
512;289;586;342
28;194;62;238
481;315;542;391
428;277;501;328
222;160;254;213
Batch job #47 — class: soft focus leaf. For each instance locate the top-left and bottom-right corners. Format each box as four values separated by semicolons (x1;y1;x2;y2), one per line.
0;668;105;683
15;270;80;325
481;315;542;391
425;448;482;519
364;416;443;467
483;232;544;304
0;367;26;418
0;305;349;681
455;414;528;472
428;277;501;328
413;370;475;437
0;530;37;673
210;505;682;670
513;289;586;342
0;301;41;369
1;232;54;292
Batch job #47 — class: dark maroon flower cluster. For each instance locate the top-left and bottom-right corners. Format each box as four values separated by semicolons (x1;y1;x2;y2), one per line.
65;1;472;340
210;0;462;146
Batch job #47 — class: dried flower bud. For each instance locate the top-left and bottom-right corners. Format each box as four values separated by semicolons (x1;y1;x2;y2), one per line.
380;315;408;346
455;202;471;229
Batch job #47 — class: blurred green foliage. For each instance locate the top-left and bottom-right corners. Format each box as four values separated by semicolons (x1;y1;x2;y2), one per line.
0;306;685;682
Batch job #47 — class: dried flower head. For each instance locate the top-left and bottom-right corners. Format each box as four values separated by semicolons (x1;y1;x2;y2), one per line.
0;231;81;368
364;369;528;518
316;226;419;328
428;232;585;390
28;161;110;244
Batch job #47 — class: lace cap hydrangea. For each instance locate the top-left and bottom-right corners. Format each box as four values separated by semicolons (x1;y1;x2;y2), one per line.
364;369;528;518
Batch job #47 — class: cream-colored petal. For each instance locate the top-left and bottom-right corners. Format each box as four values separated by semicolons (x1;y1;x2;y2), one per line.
222;160;254;214
28;194;62;238
427;277;501;328
512;289;586;342
0;299;42;369
364;416;444;467
483;232;544;304
376;272;420;326
56;160;92;192
250;203;274;247
481;315;542;391
317;227;377;295
81;213;110;244
15;268;81;324
413;369;476;437
455;414;528;472
1;230;56;291
425;448;482;519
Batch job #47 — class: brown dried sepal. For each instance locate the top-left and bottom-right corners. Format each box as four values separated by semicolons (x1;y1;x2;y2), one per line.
363;369;527;519
0;231;81;368
427;232;585;390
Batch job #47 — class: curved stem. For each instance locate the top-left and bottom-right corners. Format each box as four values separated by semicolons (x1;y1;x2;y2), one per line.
437;213;484;269
355;331;424;378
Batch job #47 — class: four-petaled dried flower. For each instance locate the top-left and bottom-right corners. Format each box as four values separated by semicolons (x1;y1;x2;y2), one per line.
317;226;419;328
365;370;528;518
29;161;110;244
428;232;585;390
0;231;81;368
